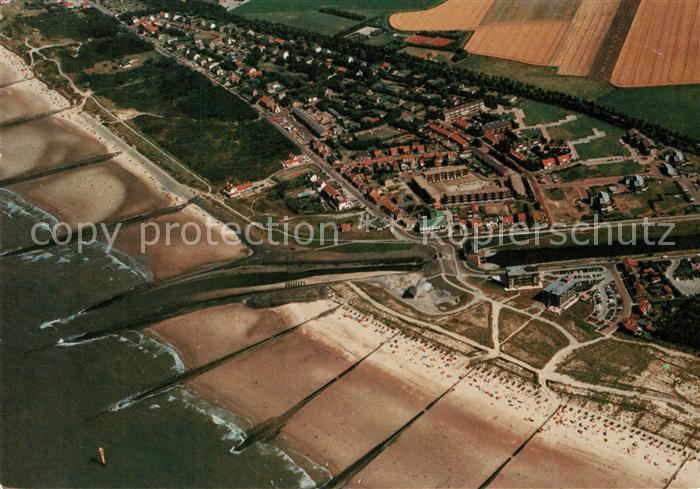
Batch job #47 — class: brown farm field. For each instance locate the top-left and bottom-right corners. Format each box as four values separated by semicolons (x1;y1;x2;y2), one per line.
390;0;699;88
611;0;700;87
466;21;568;66
480;0;582;24
389;0;494;31
553;0;621;76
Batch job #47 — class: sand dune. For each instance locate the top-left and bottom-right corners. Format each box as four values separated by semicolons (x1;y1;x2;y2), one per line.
0;47;69;124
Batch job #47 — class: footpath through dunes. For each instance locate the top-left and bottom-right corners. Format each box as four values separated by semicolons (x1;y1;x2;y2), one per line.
552;0;621;76
9;155;181;227
489;404;691;488
345;363;556;488
147;300;335;369
465;21;569;66
611;0;700;87
275;331;471;477
389;0;494;31
112;205;249;281
188;307;395;426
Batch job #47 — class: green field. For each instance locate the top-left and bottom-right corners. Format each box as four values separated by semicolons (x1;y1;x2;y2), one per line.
575;135;629;160
553;161;644;182
451;55;699;141
456;55;615;101
548;114;624;142
520;127;543;139
234;0;443;35
518;99;570;125
600;85;700;140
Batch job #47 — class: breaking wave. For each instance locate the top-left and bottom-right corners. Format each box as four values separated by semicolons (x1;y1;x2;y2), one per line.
0;188;58;226
177;388;251;447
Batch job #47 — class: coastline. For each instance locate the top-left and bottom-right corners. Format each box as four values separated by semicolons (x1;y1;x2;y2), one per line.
1;44;249;280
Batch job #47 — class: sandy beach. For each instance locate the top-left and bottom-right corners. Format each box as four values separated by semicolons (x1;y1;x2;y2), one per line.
0;115;109;180
10;154;180;226
0;84;64;124
0;52;28;85
277;315;471;476
669;456;700;489
0;47;70;124
490;404;691;488
113;205;249;280
348;364;555;488
147;300;335;369
189;306;393;426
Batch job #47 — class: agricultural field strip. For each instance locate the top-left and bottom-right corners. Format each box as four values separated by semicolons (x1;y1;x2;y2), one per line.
389;0;495;31
611;0;700;87
552;0;621;76
465;21;569;67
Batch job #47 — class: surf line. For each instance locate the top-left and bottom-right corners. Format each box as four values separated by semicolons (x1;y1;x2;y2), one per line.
3;196;198;258
233;331;402;452
88;305;341;420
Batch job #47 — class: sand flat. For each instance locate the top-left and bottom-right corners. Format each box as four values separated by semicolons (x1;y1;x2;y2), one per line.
278;334;469;475
0;47;70;124
0;115;109;180
0;85;59;124
490;406;689;488
669;456;700;488
113;205;248;280
348;365;556;488
148;300;335;369
0;56;27;85
189;308;391;425
10;154;178;226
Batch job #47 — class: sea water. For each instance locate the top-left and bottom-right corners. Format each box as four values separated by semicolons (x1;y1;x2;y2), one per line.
0;190;324;488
